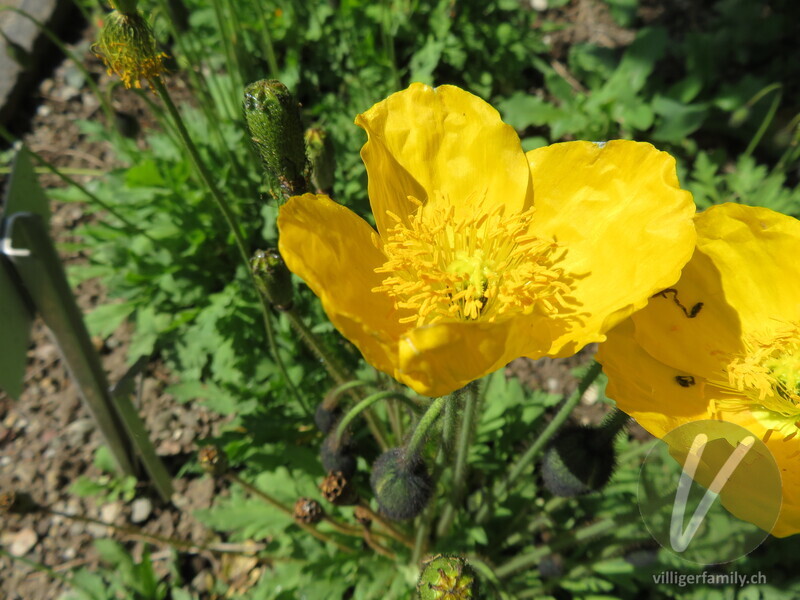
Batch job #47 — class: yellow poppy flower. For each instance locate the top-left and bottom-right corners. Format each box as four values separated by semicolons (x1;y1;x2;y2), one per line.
278;83;695;397
598;203;800;537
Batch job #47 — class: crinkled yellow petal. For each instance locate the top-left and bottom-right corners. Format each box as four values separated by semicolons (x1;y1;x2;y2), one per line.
720;410;800;537
397;317;554;398
693;203;800;329
597;319;711;438
277;194;407;377
662;418;781;535
600;301;798;537
355;83;533;236
527;140;696;357
630;247;745;378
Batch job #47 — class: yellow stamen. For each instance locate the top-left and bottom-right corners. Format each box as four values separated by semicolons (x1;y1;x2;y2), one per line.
372;192;569;327
713;320;800;439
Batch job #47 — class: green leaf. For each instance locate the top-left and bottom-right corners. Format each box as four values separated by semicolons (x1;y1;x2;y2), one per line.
85;301;136;338
651;96;709;143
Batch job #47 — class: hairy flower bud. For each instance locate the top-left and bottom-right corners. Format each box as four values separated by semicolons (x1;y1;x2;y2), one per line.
251;248;293;310
93;9;167;89
541;410;629;498
305;127;335;194
314;402;341;434
370;448;432;521
417;555;479;600
243;79;308;199
320;433;356;478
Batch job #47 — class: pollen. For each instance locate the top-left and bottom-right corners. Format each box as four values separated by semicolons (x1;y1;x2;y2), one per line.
372;192;570;327
718;320;800;438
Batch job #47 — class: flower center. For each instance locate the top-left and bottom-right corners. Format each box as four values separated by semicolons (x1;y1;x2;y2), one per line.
372;192;569;327
717;320;800;440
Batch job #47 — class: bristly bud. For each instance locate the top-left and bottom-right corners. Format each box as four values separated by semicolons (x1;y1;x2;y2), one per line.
243;80;308;199
198;446;228;476
93;9;167;89
305;127;335;194
0;491;39;515
320;471;358;506
320;433;356;479
293;497;324;524
314;402;341;434
417;555;479;600
250;249;293;310
370;448;432;521
541;410;629;497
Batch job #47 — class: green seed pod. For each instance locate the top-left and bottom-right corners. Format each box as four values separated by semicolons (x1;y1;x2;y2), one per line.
243;79;308;199
370;448;432;521
305;127;335;194
541;410;628;497
417;555;479;600
250;249;293;310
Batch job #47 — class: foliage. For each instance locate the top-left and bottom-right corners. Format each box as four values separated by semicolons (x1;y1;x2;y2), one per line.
6;0;800;598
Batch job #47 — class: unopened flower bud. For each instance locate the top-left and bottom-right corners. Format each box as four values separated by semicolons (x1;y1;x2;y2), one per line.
250;249;293;310
541;410;628;497
293;497;323;524
314;402;341;434
370;448;432;521
243;79;308;199
320;471;357;506
93;9;167;89
417;555;479;600
198;445;228;476
320;433;356;479
305;127;335;194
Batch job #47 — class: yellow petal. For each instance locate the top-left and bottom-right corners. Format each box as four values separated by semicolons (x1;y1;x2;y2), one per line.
630;247;745;377
597;319;711;439
527;140;697;357
355;83;533;236
721;410;800;537
397;316;553;397
277;194;407;376
694;203;800;330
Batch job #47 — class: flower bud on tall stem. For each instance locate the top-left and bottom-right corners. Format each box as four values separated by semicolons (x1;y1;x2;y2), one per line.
243;80;309;200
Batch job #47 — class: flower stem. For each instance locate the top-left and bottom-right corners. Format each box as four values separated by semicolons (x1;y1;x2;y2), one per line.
335;391;417;444
282;306;352;385
475;361;603;524
149;76;304;412
436;382;479;537
356;502;415;549
406;396;447;459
